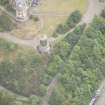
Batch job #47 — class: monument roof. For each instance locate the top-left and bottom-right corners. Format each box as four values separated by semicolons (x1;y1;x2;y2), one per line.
15;0;28;10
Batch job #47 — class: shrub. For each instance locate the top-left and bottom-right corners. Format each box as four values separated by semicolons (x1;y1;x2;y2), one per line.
54;10;82;36
0;14;15;32
101;8;105;18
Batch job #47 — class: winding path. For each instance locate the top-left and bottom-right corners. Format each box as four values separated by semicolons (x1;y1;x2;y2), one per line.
0;0;104;51
0;0;105;105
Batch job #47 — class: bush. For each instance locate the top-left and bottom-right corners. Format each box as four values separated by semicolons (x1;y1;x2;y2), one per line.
0;0;9;6
50;17;105;105
66;10;82;27
65;24;86;46
0;39;17;52
30;16;39;22
54;10;82;36
0;14;15;32
49;89;65;105
55;24;69;34
101;8;105;18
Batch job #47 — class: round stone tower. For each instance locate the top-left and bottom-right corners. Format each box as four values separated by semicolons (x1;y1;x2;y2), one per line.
9;0;40;22
38;35;50;54
15;0;29;21
10;0;30;21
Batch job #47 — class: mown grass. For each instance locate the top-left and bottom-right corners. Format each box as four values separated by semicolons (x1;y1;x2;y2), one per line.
36;0;88;35
11;0;87;38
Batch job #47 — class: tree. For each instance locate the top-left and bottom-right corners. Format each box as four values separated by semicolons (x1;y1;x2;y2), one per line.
54;41;71;60
66;10;82;28
0;91;16;105
101;9;105;18
49;89;65;105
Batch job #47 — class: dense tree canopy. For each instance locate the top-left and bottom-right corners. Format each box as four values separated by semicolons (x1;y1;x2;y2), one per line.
49;16;105;105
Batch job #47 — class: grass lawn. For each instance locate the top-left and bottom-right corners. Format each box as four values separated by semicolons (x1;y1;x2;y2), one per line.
37;0;87;13
10;19;40;39
35;0;88;35
10;0;88;39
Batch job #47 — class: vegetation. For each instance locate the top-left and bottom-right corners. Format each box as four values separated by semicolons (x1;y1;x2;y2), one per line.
0;0;87;38
0;91;16;105
0;38;46;97
0;1;105;105
99;0;105;2
0;12;105;105
30;0;87;35
53;11;82;37
0;13;15;32
49;16;105;105
0;0;9;6
30;16;39;22
101;8;105;18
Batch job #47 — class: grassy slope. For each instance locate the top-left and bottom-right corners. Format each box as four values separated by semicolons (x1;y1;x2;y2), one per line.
10;0;87;38
36;0;87;35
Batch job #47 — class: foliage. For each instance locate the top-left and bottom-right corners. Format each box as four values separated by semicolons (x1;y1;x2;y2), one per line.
0;0;9;6
49;88;65;105
0;39;47;97
101;8;105;18
0;91;15;105
53;10;82;36
0;13;15;32
49;16;105;105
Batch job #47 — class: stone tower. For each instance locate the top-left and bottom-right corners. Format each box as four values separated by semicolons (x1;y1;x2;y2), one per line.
38;35;50;54
9;0;40;21
15;0;29;21
10;0;30;21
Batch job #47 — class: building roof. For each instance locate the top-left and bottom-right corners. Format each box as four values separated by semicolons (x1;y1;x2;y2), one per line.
15;0;28;10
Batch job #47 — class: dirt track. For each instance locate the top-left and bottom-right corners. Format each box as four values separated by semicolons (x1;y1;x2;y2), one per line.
93;81;105;105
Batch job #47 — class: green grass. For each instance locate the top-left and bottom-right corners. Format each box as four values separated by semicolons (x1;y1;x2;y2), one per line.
11;0;88;39
35;0;88;35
